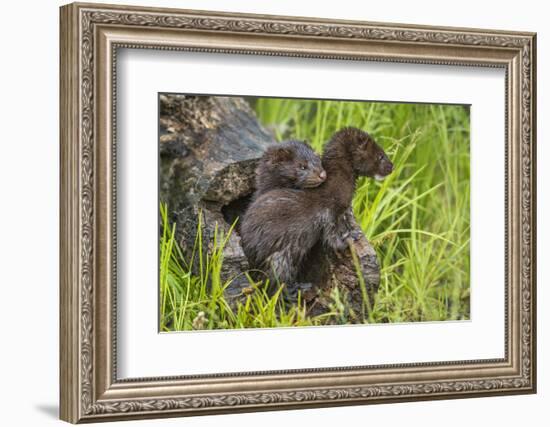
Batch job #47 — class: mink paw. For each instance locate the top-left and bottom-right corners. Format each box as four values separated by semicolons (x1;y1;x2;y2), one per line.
347;228;364;243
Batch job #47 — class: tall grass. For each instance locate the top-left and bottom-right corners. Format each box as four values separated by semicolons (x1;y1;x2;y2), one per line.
160;98;470;331
159;204;333;331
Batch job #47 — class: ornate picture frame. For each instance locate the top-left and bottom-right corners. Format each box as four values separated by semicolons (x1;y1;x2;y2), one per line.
60;2;536;423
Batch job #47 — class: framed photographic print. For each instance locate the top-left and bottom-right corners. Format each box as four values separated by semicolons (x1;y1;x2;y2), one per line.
59;2;537;423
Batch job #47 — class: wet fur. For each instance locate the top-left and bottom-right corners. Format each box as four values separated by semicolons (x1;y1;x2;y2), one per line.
241;127;393;288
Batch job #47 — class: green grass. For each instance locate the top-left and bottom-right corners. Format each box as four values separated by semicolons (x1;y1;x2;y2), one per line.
159;204;333;331
160;98;470;331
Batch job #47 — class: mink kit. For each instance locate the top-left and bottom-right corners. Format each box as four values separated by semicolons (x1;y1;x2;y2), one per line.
241;128;393;300
159;94;470;331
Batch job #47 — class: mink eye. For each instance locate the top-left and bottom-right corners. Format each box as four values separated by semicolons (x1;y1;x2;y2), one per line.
300;165;307;170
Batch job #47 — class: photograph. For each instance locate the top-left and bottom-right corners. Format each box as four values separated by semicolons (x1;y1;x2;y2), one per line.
159;94;471;331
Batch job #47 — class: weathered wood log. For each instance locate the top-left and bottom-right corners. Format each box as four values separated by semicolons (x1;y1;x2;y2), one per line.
298;209;380;318
160;94;380;316
160;94;272;296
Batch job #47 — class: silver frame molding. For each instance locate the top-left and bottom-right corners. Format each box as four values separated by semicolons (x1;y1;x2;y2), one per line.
60;2;536;423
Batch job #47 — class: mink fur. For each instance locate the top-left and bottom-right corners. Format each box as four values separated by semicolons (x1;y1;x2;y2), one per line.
241;127;393;289
253;140;326;198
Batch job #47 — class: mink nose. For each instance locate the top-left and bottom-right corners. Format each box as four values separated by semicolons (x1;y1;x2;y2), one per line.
319;170;327;180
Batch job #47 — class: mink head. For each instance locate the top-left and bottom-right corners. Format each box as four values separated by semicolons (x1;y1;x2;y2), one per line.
324;127;393;180
256;140;327;192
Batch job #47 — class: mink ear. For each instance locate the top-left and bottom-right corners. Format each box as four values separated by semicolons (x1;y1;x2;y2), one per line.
273;147;294;162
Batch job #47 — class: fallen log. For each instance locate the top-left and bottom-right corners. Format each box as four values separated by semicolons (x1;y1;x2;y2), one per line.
160;94;380;317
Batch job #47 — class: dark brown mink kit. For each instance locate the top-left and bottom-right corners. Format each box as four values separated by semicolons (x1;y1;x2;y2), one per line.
253;139;326;198
241;127;393;293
